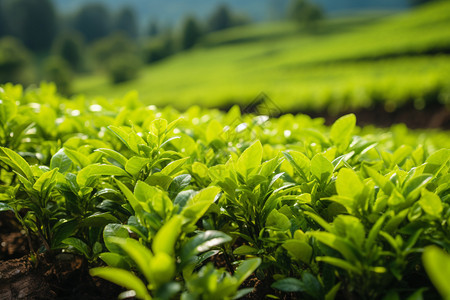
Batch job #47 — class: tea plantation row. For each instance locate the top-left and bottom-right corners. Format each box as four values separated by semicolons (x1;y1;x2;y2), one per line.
74;1;450;113
1;83;449;299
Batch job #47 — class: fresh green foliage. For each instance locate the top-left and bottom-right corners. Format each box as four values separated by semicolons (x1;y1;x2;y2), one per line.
423;246;450;300
0;83;449;299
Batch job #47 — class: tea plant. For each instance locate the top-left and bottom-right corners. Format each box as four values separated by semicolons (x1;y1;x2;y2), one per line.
0;83;449;299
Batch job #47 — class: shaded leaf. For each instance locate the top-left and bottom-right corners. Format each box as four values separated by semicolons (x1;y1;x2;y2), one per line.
50;149;72;173
90;267;151;300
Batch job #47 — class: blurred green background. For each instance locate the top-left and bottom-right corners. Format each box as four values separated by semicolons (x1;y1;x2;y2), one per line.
0;0;449;125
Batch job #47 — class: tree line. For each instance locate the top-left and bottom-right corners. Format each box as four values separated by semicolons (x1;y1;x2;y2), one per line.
0;0;252;93
1;0;434;94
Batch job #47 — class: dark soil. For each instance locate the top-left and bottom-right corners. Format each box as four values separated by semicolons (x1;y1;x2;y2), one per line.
0;212;121;300
241;275;297;300
225;99;450;129
316;103;450;129
0;252;122;300
0;212;30;260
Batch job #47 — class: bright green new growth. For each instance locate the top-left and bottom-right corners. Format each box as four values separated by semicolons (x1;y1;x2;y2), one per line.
0;83;449;299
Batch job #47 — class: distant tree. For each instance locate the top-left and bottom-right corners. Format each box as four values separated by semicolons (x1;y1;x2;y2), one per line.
0;37;33;84
114;6;138;39
409;0;437;6
0;0;9;37
207;4;233;32
43;56;72;95
106;53;140;84
143;35;174;64
4;0;57;51
289;0;324;29
91;33;137;67
181;16;202;50
74;4;111;43
147;21;159;37
268;0;290;21
52;32;84;72
90;33;141;84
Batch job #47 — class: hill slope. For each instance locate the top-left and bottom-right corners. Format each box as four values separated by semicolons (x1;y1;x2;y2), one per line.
53;0;408;24
73;1;450;114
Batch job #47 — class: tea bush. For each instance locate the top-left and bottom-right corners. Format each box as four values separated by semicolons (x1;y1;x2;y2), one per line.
0;83;449;299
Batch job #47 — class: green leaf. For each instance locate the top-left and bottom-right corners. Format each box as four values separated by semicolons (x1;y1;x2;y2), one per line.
135;180;173;219
90;267;152;300
99;252;130;269
0;202;13;212
260;156;284;178
316;256;362;275
152;215;183;256
326;195;353;214
108;125;132;150
103;223;129;253
51;219;78;248
422;246;450;300
77;164;129;186
272;278;305;292
64;147;91;168
0;98;17;126
236;141;263;177
418;190;442;218
383;209;408;233
160;157;189;176
336;168;363;199
325;283;341;300
182;230;232;260
283;150;311;180
33;168;58;193
150;118;168;137
311;154;333;183
125;157;151;176
168;174;191;198
392;145;412;166
192;162;209;178
333;215;365;248
266;209;291;231
364;165;395;195
81;213;120;227
148;252;176;287
234;258;261;285
182;186;220;225
146;174;173;190
108;237;154;285
233;288;254;300
174;190;195;212
0;147;34;180
50;149;72;173
304;211;333;232
365;214;387;251
330;114;355;152
233;245;258;256
301;273;323;299
405;288;427;300
206;120;224;143
310;231;359;262
387;189;406;207
96;148;128;167
282;239;313;264
62;237;90;257
403;174;432;200
424;149;450;175
116;180;144;217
